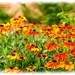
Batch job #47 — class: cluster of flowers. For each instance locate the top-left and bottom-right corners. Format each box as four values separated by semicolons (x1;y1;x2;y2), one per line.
0;16;75;72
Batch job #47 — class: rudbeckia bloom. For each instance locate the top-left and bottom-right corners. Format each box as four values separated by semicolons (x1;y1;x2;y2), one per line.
31;47;42;53
59;61;74;71
5;67;22;73
11;50;18;54
45;60;59;69
64;61;74;71
59;61;65;69
41;54;48;59
26;44;35;50
28;30;40;35
46;43;60;51
7;53;19;60
17;56;26;60
64;41;75;48
26;66;36;71
40;25;53;33
54;52;68;62
70;49;75;58
60;25;73;31
70;49;75;55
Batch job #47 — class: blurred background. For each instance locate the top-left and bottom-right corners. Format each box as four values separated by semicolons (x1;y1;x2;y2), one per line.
0;3;75;25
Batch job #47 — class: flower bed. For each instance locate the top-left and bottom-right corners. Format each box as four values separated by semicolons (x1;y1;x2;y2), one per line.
0;16;75;72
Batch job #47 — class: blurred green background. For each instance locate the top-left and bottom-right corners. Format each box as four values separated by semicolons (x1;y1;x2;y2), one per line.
0;3;75;25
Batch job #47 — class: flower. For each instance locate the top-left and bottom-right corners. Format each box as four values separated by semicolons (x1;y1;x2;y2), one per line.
45;60;59;69
40;25;53;36
59;61;74;71
7;53;19;60
60;25;73;31
46;43;60;51
41;54;48;59
59;61;65;69
26;66;36;71
70;49;75;58
5;67;22;73
26;44;35;50
11;50;18;54
70;49;75;55
0;34;2;38
28;30;40;35
3;22;10;27
31;46;42;53
24;38;28;41
64;61;74;71
54;52;68;62
17;56;26;60
37;54;48;59
33;23;40;28
64;41;75;48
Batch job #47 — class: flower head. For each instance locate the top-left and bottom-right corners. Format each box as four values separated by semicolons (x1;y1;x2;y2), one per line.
5;67;22;73
54;52;68;62
17;56;26;60
11;50;18;54
26;66;36;71
7;53;18;60
31;46;42;53
45;60;59;69
46;43;60;51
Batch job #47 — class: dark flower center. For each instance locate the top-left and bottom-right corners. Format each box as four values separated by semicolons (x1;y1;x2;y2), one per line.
24;38;28;40
52;60;57;62
0;25;3;27
65;24;69;26
68;40;71;42
65;61;69;65
31;44;35;46
20;56;24;59
37;54;41;58
29;66;33;69
33;29;36;31
10;67;14;69
42;54;47;58
35;46;38;48
12;54;15;56
59;51;62;53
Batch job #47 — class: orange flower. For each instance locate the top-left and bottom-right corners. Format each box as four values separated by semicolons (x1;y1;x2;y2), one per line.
46;43;60;51
64;41;75;48
70;49;75;58
54;52;68;62
41;54;48;59
40;25;53;35
59;61;74;71
45;60;59;69
64;61;74;71
26;66;36;71
28;30;40;35
5;67;22;73
26;44;34;50
60;25;73;31
17;56;26;60
70;49;75;55
11;50;18;54
33;23;40;28
0;34;2;38
59;61;65;69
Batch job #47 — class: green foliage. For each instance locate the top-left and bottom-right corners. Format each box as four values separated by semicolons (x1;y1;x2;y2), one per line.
57;11;75;25
0;8;10;24
38;3;74;25
22;3;75;26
